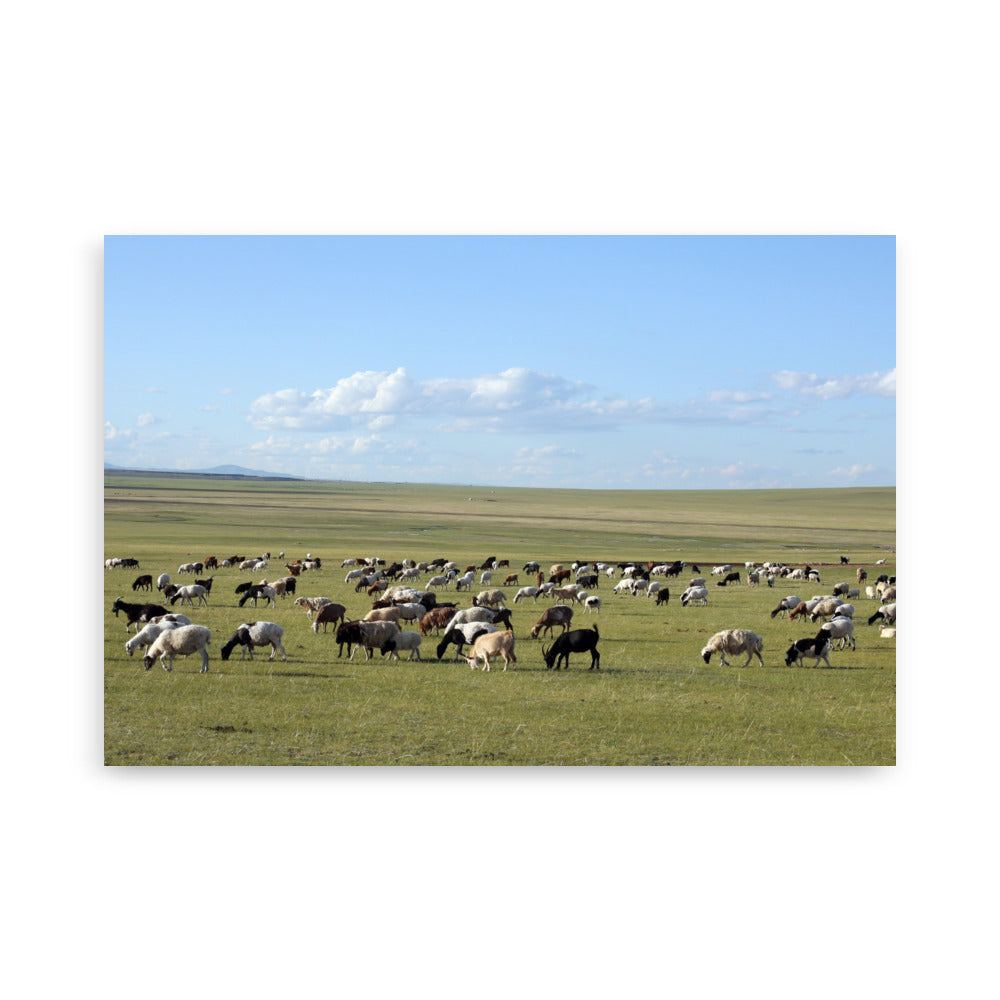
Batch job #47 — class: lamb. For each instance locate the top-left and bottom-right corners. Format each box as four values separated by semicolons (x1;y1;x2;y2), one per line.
699;629;765;667
820;616;855;651
125;619;183;657
310;602;348;634
380;631;424;661
142;624;212;673
169;584;210;607
220;622;287;661
462;630;517;671
769;595;802;619
680;586;709;607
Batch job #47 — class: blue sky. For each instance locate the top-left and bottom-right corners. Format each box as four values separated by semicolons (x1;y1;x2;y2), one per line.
104;235;895;489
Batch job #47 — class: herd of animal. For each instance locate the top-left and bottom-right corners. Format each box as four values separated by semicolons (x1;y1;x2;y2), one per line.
106;552;896;674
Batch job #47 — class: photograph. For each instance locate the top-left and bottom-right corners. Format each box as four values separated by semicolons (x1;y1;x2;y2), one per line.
104;234;896;766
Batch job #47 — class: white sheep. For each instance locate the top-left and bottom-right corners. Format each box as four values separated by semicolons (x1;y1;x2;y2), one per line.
770;595;801;619
147;613;193;627
820;616;856;650
380;630;424;661
143;625;212;672
680;586;709;607
584;595;602;614
809;598;844;622
156;573;170;591
513;586;540;604
392;602;426;624
700;629;765;667
294;596;333;619
170;584;209;607
125;619;183;657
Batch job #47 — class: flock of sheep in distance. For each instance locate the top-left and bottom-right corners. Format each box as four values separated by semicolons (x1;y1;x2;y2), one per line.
105;552;897;675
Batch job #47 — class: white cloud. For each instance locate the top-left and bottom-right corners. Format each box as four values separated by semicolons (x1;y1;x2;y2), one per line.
771;368;896;400
104;422;131;440
828;463;875;480
137;413;158;426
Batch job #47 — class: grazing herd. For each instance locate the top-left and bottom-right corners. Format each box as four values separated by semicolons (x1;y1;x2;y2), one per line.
106;552;896;674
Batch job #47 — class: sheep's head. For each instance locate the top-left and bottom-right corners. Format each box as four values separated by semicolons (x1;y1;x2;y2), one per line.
142;653;156;671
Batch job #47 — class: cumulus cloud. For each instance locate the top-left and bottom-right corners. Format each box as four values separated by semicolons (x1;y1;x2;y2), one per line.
828;463;875;480
771;368;896;399
105;422;131;440
137;413;159;426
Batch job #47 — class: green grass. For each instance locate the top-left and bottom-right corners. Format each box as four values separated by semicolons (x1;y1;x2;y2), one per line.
104;476;896;766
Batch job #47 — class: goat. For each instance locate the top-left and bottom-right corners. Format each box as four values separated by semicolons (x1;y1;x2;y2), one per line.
530;605;574;639
462;630;517;671
654;588;670;606
111;597;169;632
542;626;600;671
716;571;741;587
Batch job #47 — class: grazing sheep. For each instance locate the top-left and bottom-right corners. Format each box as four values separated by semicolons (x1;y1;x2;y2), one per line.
142;625;212;673
156;573;170;591
125;619;183;657
513;587;540;604
220;622;287;661
472;589;507;609
294;596;333;619
169;584;210;608
584;595;602;614
131;575;154;592
310;602;348;634
784;632;833;669
463;630;517;671
655;588;670;606
770;595;802;619
238;584;277;608
809;598;845;622
820;616;855;651
868;603;896;626
436;622;498;661
700;629;765;667
380;631;424;661
391;602;426;624
354;620;401;660
419;606;458;635
680;586;709;607
147;613;193;627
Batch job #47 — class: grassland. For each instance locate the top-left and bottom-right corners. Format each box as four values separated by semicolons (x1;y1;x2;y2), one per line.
104;476;896;766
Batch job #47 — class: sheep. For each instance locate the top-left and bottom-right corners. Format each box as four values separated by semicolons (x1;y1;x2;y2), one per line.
353;620;401;660
311;602;348;634
364;607;400;626
868;603;896;626
654;588;670;606
820;616;855;651
770;595;802;619
809;598;844;622
131;574;154;592
221;622;287;661
463;630;517;671
238;584;277;608
111;597;170;632
513;586;540;604
426;574;451;589
829;603;854;619
436;622;498;660
542;626;600;671
584;595;602;614
865;586;878;601
480;571;493;585
784;632;833;669
700;629;765;667
169;584;210;608
147;613;193;627
380;631;424;661
142;625;212;673
472;589;507;609
879;625;896;639
391;602;426;624
178;562;199;574
551;586;585;604
530;605;574;639
125;619;183;657
239;559;258;571
689;577;707;588
680;586;709;607
485;607;514;631
832;582;851;598
716;571;741;587
156;573;170;591
711;565;732;576
419;607;458;635
294;596;333;619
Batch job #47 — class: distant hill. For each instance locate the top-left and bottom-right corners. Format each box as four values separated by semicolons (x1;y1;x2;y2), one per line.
104;463;305;481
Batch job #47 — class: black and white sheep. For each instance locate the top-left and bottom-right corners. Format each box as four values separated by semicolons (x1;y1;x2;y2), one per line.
220;622;287;661
784;632;832;669
820;616;855;651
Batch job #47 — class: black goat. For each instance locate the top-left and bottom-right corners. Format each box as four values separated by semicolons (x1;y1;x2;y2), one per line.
110;597;169;632
131;574;153;592
655;587;670;606
542;626;600;670
716;571;741;587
